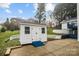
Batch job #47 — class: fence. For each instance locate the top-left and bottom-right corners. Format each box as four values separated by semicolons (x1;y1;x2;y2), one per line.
10;35;19;40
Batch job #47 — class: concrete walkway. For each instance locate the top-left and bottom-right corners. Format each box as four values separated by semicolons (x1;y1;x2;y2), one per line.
10;39;79;56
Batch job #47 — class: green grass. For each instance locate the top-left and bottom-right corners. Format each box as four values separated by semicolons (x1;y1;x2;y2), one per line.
47;27;59;35
0;31;20;56
47;27;53;34
0;31;19;40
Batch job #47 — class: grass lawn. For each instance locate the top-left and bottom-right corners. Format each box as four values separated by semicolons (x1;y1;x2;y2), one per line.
47;27;60;35
47;27;53;34
0;31;20;56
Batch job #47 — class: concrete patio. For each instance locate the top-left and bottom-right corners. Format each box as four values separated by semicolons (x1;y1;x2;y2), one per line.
10;39;79;56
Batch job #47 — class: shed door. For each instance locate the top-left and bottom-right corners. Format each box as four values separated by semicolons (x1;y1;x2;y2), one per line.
24;26;32;43
31;27;40;41
41;27;46;42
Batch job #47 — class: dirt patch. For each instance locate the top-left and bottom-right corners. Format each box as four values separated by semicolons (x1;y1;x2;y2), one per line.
10;39;79;56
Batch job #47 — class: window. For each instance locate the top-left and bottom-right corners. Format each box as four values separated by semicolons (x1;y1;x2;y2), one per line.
42;28;45;34
25;27;30;34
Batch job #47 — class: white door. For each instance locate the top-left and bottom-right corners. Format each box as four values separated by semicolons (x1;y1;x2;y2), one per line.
31;27;40;42
24;26;32;44
41;27;47;42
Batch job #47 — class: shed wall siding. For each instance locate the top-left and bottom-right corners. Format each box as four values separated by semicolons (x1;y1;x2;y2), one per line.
20;24;47;44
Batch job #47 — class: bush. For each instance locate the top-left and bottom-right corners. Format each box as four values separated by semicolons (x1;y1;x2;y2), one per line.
1;27;6;32
10;28;15;31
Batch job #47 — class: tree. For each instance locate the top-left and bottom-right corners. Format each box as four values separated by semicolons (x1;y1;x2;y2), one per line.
53;3;77;23
1;27;6;32
35;3;46;23
3;18;19;31
3;18;10;30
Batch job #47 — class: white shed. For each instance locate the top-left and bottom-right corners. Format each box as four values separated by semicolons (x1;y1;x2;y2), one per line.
20;22;47;44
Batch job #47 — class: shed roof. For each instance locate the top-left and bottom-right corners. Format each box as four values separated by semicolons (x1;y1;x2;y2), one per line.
20;22;46;26
20;18;46;26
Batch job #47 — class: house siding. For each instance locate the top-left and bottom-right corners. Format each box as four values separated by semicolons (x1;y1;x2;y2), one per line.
62;23;68;30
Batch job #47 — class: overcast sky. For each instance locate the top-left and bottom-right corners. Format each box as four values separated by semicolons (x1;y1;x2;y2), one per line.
0;3;56;23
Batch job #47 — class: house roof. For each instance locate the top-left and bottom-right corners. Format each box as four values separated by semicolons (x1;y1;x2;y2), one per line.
0;24;2;25
60;18;77;24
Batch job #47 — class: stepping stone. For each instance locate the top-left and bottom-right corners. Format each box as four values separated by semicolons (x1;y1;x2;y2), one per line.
5;48;11;56
32;41;45;47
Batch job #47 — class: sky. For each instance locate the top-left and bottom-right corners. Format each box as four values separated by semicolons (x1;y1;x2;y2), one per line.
0;3;56;23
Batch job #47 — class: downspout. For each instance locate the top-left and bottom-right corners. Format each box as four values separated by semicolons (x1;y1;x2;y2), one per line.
77;3;79;41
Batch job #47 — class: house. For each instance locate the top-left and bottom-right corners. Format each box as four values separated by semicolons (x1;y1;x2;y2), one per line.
60;18;77;39
0;24;2;28
53;18;77;39
20;21;47;44
61;18;77;30
0;24;2;31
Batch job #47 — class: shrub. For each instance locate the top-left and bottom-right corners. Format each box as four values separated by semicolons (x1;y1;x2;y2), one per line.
10;28;15;31
1;27;6;32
